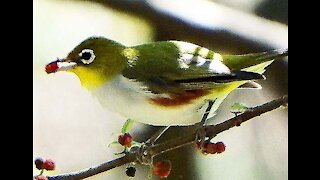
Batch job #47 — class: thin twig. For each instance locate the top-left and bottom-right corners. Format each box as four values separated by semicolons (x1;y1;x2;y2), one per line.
45;95;287;180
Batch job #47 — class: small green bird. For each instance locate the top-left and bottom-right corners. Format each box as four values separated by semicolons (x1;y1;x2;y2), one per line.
45;37;287;126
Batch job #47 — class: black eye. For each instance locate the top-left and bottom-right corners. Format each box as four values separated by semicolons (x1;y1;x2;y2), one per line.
81;51;92;60
78;49;95;64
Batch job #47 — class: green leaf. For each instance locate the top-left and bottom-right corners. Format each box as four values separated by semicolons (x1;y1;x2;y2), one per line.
230;102;249;114
121;119;135;133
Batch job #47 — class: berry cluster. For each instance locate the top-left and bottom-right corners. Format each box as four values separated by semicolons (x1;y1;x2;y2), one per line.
197;141;226;154
124;160;172;178
35;157;55;170
34;157;55;180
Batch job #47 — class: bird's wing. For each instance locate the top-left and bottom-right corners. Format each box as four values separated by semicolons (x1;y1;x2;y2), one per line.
121;41;264;94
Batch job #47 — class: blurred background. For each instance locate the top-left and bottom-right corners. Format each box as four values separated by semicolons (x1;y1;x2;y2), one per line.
33;0;288;179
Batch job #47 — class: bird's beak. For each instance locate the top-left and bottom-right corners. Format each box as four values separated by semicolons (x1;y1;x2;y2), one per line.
45;58;77;74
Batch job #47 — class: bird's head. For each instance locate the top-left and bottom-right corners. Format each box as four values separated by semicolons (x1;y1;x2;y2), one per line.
45;37;127;89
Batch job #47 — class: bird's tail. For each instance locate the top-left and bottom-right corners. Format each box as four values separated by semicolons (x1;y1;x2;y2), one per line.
221;49;288;72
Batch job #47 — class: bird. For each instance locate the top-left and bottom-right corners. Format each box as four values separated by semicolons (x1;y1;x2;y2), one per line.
45;37;287;126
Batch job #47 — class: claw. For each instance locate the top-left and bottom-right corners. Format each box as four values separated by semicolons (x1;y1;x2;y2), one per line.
135;126;170;165
136;143;153;165
195;127;208;150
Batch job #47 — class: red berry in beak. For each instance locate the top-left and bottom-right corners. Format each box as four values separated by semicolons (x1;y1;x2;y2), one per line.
45;61;59;74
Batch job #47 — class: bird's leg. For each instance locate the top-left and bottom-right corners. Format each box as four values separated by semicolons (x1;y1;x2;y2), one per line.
136;126;170;165
195;99;215;149
146;126;171;145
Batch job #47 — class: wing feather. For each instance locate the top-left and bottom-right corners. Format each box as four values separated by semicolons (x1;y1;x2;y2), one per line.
122;41;266;94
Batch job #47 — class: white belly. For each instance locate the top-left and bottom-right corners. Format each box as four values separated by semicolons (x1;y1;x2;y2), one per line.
90;76;226;126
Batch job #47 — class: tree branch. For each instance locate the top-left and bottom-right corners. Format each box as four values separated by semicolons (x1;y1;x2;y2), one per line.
44;95;287;180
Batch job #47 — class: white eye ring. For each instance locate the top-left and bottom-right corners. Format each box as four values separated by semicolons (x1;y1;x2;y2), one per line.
79;49;96;64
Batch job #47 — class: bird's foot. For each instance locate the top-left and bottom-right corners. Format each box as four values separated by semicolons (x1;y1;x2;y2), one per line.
136;143;153;165
194;99;215;149
135;126;170;165
195;126;208;150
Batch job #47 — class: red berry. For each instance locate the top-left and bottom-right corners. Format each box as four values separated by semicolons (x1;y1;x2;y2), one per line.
199;141;226;155
153;160;171;178
216;142;226;153
35;157;45;170
43;159;55;171
204;143;218;154
35;175;48;180
118;133;133;148
45;61;59;74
